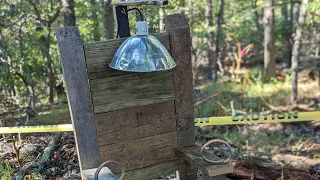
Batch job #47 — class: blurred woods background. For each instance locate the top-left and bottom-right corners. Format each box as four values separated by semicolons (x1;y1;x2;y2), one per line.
0;0;319;124
0;0;320;120
1;0;320;179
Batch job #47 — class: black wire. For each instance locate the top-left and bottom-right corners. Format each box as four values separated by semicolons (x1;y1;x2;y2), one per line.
116;7;144;38
127;7;144;21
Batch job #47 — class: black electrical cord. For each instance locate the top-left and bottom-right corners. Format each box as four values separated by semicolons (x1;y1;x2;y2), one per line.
116;7;144;38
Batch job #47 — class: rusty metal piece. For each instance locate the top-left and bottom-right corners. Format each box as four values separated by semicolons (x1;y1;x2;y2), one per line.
200;139;232;164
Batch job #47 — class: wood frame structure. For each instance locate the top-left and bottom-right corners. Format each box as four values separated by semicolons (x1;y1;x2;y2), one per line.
56;14;233;180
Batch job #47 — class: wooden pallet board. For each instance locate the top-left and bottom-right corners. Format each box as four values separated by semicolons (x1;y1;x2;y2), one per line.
95;101;176;146
84;33;170;80
90;70;175;114
100;131;178;172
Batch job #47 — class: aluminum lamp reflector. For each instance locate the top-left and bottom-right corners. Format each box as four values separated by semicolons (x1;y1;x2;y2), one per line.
109;21;176;72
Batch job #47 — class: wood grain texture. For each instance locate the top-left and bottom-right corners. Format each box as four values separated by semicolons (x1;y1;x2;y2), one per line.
84;33;171;79
55;27;101;170
95;101;176;146
99;131;178;172
120;160;179;180
90;70;175;114
166;14;195;147
176;146;234;177
166;14;196;180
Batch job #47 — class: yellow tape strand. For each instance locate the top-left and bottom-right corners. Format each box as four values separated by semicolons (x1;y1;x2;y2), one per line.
194;111;320;126
1;111;319;134
0;124;74;134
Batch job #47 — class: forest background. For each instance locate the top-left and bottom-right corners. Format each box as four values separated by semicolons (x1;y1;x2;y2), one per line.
1;0;320;179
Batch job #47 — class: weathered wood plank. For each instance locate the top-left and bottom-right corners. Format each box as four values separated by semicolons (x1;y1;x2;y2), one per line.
84;33;171;79
55;27;101;170
166;14;197;180
90;70;175;114
95;101;176;146
120;160;179;180
99;131;178;173
176;146;234;177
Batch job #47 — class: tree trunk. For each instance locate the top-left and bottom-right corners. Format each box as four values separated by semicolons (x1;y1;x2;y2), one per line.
101;0;114;39
281;0;292;67
159;7;165;32
263;0;276;82
28;0;60;104
62;0;76;26
206;0;217;81
291;0;300;32
45;28;55;104
18;26;36;110
215;0;224;76
252;0;262;54
291;0;308;103
91;0;100;41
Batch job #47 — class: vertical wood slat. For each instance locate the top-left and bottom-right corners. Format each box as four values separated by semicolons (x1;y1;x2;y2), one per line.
166;14;197;180
55;27;101;170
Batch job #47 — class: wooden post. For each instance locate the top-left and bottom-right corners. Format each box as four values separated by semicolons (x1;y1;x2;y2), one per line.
165;14;197;180
55;27;101;172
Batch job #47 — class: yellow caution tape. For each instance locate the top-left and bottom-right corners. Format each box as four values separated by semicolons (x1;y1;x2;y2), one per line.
194;111;320;126
0;124;74;134
1;111;319;134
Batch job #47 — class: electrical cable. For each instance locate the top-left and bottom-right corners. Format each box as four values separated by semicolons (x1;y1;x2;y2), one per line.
116;7;144;38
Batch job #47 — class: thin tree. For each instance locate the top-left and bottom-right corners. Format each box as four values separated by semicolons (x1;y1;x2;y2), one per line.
215;0;224;76
281;0;292;67
29;0;61;103
252;0;262;54
101;0;114;39
291;0;308;103
206;0;217;81
62;0;76;26
263;0;276;82
159;7;165;32
91;0;100;41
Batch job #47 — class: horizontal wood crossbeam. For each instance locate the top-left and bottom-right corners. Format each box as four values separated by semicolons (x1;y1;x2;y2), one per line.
90;70;175;114
176;146;234;177
99;131;178;173
95;101;176;146
118;160;178;180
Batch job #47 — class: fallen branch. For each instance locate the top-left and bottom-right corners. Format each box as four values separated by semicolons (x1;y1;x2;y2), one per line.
272;154;318;171
14;133;61;180
194;93;218;107
228;158;312;180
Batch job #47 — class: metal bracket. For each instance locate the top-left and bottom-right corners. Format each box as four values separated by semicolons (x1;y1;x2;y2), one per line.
115;6;130;38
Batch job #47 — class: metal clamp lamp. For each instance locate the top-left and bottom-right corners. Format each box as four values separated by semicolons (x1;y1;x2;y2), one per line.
109;0;176;72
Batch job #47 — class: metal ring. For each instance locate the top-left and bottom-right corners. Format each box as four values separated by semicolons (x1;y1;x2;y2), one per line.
200;139;232;164
94;160;125;180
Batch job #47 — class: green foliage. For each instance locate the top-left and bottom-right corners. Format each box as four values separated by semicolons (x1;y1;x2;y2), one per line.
0;0;319;110
0;160;12;180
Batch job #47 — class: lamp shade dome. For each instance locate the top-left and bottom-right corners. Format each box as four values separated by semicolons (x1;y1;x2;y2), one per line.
109;35;176;72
